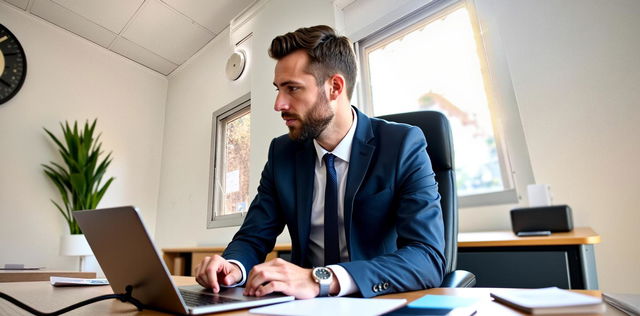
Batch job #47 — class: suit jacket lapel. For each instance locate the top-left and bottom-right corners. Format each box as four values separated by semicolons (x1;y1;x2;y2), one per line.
344;107;375;255
295;140;316;267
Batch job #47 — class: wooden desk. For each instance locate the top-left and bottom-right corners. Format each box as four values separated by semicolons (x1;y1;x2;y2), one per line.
457;227;600;290
0;277;622;315
163;227;600;290
0;270;96;282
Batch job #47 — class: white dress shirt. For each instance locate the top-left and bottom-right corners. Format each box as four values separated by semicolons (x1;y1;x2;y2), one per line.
309;108;358;296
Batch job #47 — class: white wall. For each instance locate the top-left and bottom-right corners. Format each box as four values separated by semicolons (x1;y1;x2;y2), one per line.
154;26;250;247
0;3;167;270
468;0;640;293
348;0;640;293
154;0;338;249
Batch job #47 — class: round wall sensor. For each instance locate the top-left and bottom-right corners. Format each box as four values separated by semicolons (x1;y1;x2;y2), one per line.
225;50;246;81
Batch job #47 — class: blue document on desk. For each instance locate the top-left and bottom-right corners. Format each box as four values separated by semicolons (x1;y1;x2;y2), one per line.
384;295;480;315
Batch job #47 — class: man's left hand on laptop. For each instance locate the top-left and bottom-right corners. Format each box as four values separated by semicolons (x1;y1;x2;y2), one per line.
244;258;338;299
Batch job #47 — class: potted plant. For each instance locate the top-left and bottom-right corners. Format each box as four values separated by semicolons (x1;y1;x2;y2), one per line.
42;119;114;270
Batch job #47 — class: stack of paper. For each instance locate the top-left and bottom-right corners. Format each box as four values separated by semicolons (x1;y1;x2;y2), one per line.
490;287;605;314
0;264;44;270
50;276;109;287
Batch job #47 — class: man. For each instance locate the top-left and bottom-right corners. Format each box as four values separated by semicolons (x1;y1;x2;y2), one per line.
195;25;445;299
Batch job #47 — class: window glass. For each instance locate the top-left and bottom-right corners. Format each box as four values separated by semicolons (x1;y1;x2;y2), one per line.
220;110;251;215
363;6;504;196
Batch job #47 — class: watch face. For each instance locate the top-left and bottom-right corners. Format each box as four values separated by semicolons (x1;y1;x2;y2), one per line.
314;268;331;280
0;24;27;105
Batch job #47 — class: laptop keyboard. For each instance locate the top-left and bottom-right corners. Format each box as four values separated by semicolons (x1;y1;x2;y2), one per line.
179;289;242;307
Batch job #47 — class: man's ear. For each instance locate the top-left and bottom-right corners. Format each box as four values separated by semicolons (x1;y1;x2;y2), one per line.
327;74;345;101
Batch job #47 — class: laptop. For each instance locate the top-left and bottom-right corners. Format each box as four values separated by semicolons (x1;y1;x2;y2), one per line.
73;206;294;314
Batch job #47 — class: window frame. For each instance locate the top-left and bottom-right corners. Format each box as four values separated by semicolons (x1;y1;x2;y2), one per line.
207;93;251;228
355;0;534;208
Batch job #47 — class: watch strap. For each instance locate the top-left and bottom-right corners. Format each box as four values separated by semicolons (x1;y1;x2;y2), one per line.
318;279;330;296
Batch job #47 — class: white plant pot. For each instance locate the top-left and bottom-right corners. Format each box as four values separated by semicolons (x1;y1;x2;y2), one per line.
60;234;99;272
59;234;92;256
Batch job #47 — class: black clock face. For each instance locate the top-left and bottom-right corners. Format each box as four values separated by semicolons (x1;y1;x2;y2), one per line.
0;24;27;105
314;268;331;280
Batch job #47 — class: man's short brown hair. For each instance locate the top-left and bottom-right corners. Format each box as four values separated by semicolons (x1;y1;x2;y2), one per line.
269;25;357;100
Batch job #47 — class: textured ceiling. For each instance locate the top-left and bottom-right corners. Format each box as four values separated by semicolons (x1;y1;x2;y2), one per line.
2;0;256;75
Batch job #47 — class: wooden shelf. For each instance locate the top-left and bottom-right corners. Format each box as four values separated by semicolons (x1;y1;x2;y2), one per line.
458;227;600;248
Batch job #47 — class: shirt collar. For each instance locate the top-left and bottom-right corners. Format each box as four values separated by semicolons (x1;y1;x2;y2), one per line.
314;107;358;165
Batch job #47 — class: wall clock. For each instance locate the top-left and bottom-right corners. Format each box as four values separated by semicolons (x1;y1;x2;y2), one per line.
0;24;27;105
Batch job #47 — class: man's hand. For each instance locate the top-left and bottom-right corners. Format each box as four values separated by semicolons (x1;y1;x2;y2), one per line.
243;258;339;299
194;254;242;293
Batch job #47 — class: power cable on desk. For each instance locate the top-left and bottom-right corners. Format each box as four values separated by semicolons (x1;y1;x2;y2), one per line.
0;285;144;315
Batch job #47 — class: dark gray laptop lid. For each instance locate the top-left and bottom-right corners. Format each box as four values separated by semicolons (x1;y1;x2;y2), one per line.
74;206;188;314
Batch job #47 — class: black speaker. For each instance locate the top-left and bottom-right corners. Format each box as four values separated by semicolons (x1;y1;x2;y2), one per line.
510;205;573;234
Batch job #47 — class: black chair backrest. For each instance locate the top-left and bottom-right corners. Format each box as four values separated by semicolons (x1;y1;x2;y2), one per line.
378;111;457;274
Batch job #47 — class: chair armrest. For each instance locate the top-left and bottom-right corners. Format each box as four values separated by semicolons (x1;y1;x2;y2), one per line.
440;270;476;288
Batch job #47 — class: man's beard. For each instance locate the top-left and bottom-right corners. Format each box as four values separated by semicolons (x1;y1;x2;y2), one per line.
284;90;333;142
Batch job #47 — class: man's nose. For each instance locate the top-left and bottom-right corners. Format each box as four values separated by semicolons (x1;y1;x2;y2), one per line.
274;92;289;112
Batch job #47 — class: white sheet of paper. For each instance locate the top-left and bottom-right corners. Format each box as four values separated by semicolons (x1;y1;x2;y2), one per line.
50;276;109;286
226;170;240;193
249;297;406;316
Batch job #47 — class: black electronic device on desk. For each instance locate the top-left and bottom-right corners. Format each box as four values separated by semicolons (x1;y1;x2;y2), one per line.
510;205;573;237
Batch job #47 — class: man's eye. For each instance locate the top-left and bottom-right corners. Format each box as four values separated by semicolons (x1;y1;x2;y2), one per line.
288;86;299;92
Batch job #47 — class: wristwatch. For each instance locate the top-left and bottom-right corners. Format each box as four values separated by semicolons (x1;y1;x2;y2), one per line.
311;267;333;297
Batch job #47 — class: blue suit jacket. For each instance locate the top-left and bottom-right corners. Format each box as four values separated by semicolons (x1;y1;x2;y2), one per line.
223;107;446;297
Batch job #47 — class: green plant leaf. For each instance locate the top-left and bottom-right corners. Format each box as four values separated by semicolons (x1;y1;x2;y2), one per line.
52;200;71;223
42;119;114;234
94;177;115;208
43;128;69;157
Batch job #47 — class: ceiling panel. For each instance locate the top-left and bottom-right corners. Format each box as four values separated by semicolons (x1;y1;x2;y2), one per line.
122;0;214;64
51;0;144;33
162;0;255;34
3;0;29;10
31;0;117;48
111;37;178;75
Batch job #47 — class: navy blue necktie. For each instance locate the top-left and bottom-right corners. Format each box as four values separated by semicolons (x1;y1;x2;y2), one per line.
323;153;340;266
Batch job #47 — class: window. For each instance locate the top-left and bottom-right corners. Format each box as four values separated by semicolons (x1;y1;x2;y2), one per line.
208;94;251;228
357;0;533;207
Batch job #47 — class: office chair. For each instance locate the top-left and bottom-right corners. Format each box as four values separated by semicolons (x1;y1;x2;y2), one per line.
378;110;476;288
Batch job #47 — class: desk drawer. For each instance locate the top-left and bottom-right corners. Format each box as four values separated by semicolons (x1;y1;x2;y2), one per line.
458;249;572;288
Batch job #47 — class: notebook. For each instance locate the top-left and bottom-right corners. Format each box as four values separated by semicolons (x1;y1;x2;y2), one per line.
603;292;640;316
490;287;605;315
74;206;294;314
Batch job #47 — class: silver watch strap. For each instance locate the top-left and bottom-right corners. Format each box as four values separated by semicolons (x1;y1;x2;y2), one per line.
318;279;330;296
